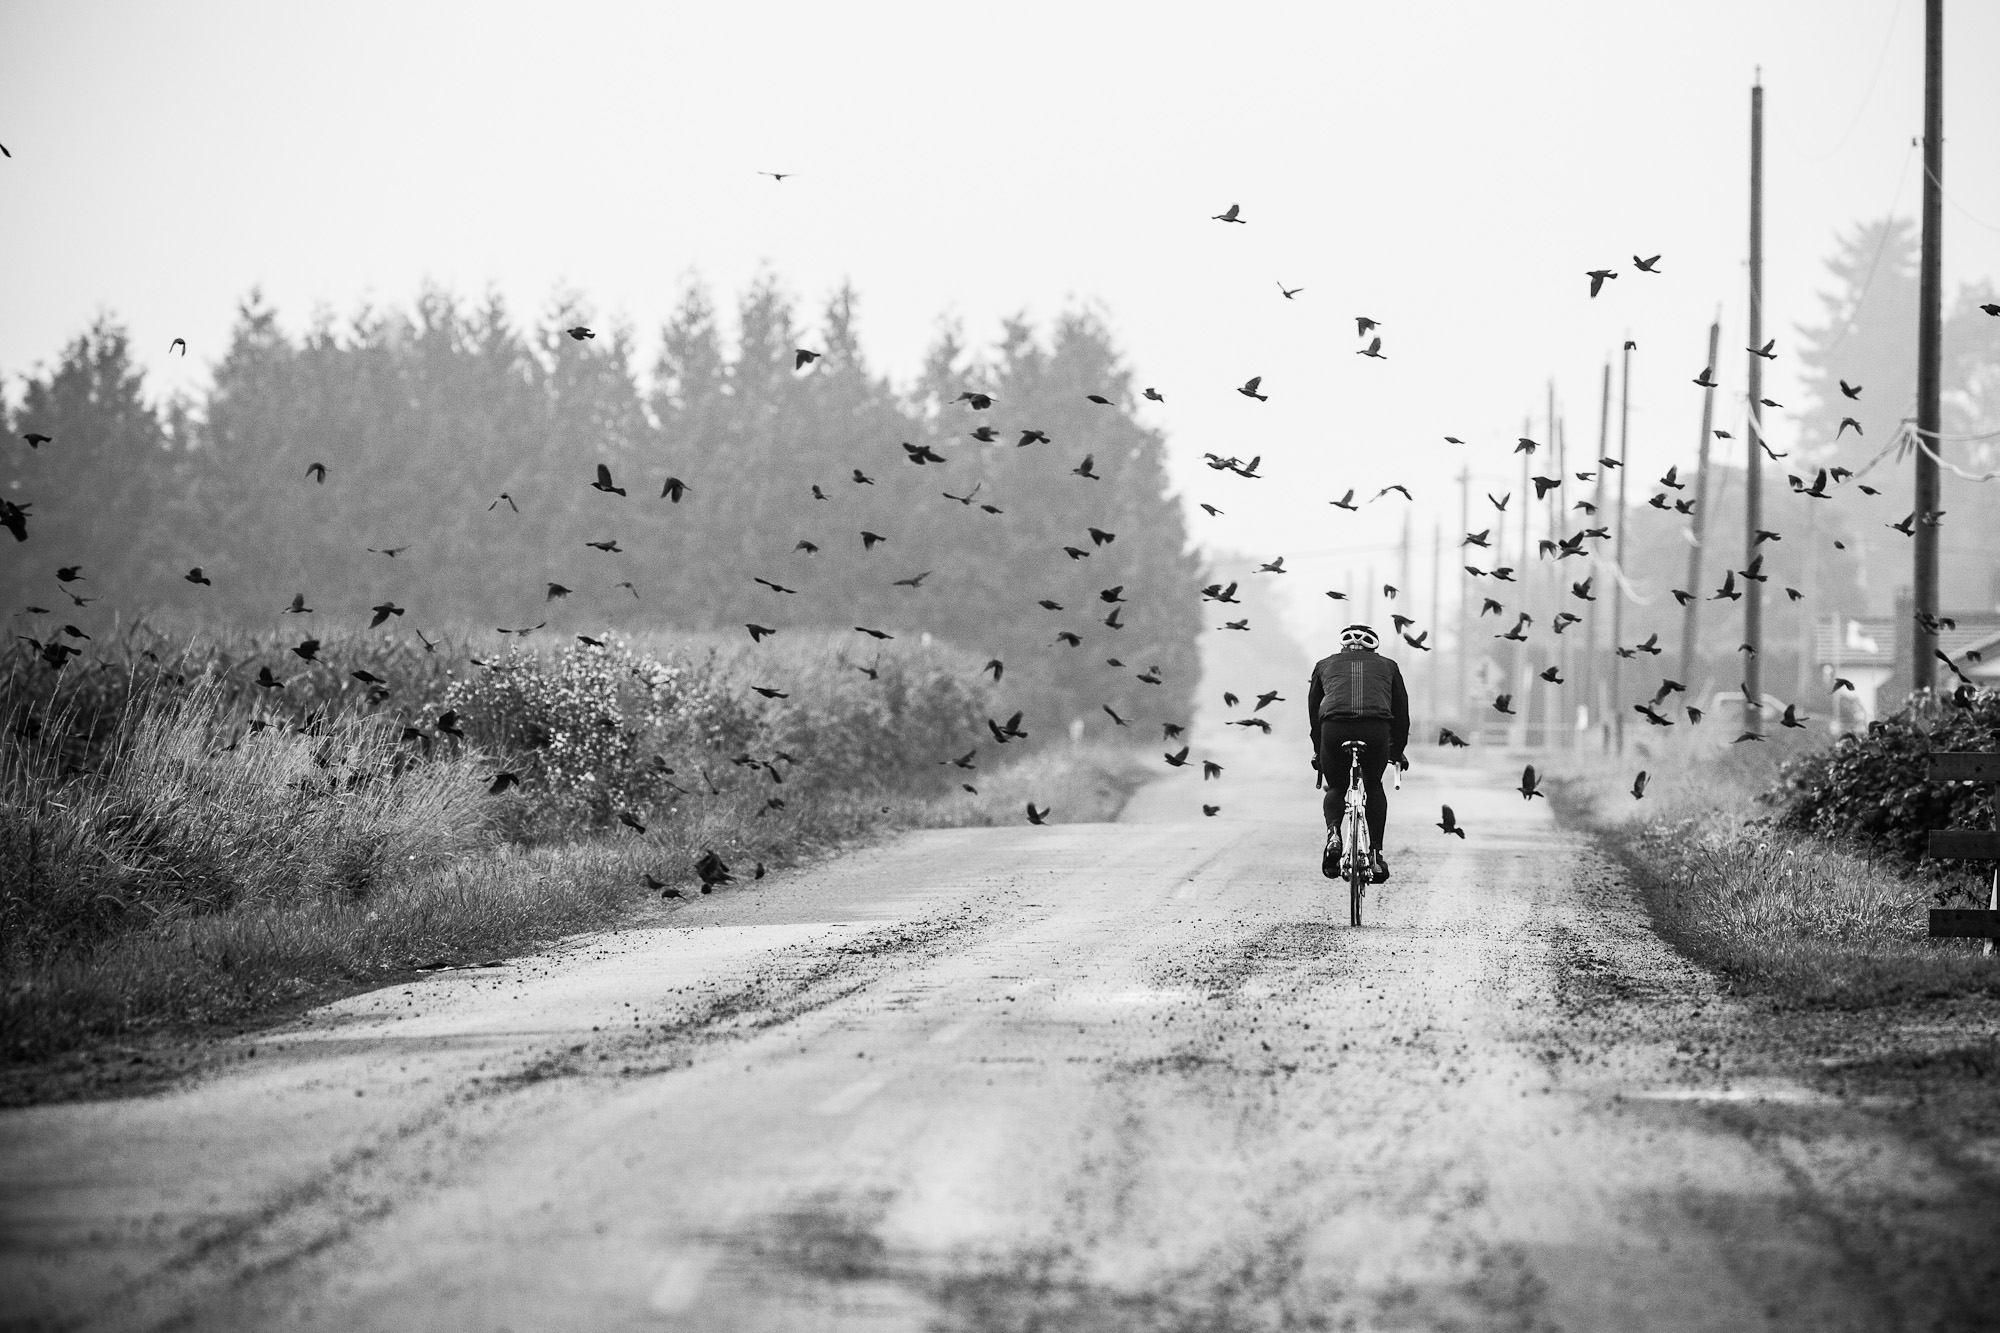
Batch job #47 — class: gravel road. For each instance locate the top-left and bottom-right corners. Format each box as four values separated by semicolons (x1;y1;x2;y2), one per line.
3;712;1991;1331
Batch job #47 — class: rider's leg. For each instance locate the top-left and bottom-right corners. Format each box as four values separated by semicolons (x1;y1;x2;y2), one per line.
1318;729;1358;831
1358;729;1391;850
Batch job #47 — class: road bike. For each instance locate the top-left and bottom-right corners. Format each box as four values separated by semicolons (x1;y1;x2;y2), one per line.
1338;740;1370;926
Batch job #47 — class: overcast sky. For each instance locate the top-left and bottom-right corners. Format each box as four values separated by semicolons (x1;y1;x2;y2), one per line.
5;0;1996;641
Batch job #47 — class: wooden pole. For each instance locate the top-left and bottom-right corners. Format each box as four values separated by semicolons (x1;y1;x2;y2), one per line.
1589;361;1612;750
1744;75;1766;733
1681;315;1721;687
1456;465;1470;725
1429;519;1442;726
1612;342;1632;755
1913;0;1944;697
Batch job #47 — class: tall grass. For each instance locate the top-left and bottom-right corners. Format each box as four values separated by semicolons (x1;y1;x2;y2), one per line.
1552;730;2000;1007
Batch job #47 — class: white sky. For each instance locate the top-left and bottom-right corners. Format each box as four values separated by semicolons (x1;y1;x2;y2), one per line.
4;0;1997;642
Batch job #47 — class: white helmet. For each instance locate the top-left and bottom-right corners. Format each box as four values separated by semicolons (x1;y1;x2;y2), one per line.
1339;623;1380;651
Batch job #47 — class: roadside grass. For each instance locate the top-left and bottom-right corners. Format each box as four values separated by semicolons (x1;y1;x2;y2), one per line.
1;630;1153;1075
1550;731;2000;1008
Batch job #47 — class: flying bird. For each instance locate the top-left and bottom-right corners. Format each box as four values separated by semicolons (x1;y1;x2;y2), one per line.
1277;281;1303;299
1237;377;1268;401
1330;489;1359;511
1749;338;1776;360
1357;337;1385;359
1072;455;1100;480
590;464;626;496
1356;317;1378;336
1586;269;1617;297
1374;485;1413;502
1633;254;1661;272
1212;203;1246;223
1437;805;1465;837
794;349;821;369
1631;771;1649;800
1518;765;1543;799
1026;803;1051;825
860;530;886;549
745;624;775;642
305;462;327;484
1438;727;1469;748
1164;746;1190;768
855;626;894;640
566;326;594;340
1143;387;1165;402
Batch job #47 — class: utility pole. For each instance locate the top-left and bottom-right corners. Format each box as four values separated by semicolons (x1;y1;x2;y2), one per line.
1913;0;1944;697
1611;341;1633;755
1681;315;1721;687
1429;519;1442;725
1744;73;1766;733
1518;415;1533;749
1456;465;1470;725
1587;361;1611;749
1556;413;1572;748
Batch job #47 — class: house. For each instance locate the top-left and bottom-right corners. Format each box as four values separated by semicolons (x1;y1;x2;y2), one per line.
1820;590;2000;729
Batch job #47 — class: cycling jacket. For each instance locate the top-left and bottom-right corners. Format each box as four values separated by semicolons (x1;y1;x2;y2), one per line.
1307;648;1410;758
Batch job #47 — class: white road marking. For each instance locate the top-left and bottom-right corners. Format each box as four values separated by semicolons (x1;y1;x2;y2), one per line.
812;1074;888;1116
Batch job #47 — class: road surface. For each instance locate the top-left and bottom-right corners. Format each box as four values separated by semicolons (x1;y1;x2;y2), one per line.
1;689;1985;1330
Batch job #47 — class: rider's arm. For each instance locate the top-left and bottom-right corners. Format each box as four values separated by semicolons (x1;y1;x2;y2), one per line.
1306;666;1323;760
1389;663;1411;761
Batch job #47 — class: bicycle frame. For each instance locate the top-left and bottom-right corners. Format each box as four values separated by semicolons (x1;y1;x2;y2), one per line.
1340;741;1370;926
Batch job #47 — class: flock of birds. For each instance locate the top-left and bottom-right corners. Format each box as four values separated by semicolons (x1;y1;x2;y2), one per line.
13;172;1997;895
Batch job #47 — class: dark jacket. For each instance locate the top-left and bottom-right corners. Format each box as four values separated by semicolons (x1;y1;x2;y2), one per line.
1307;648;1410;758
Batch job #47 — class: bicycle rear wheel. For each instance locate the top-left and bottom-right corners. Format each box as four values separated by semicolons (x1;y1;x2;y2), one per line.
1345;813;1366;926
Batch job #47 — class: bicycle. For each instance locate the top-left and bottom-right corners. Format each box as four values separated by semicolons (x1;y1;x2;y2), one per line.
1333;740;1403;926
1337;740;1370;926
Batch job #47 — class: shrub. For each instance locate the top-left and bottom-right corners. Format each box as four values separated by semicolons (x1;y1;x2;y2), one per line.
1778;686;1999;864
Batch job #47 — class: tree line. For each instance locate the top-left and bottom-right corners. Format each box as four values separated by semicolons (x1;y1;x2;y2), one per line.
2;279;1206;736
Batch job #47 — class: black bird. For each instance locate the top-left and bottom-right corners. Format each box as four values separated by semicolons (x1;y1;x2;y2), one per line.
369;601;405;627
586;539;622;553
21;432;51;448
753;577;797;594
1202;761;1223;780
1088;527;1116;546
893;571;931;588
852;469;874;485
746;623;775;642
1438;727;1468;748
1357;337;1385;359
1749;338;1776;360
956;391;995;409
1437;805;1465;837
1493;693;1516;715
989;712;1027;744
489;492;518;512
1238;376;1268;401
660;476;690;502
566;326;594;340
1330;490;1359;512
169;337;186;355
968;426;1001;443
1633;254;1661;273
1087;393;1112;405
1144;387;1165;402
1631;771;1649;800
1356;316;1379;336
695;849;733;888
855;626;894;640
1103;705;1129;727
1164;745;1190;768
1212;203;1246;223
306;462;327;484
1519;765;1543;799
1072;455;1100;480
591;464;626;496
185;567;211;585
1017;429;1049;447
861;531;886;549
1586;269;1617;297
794;349;821;369
1277;281;1303;299
1840;380;1862;399
546;583;571;601
984;659;1003;681
1026;803;1051;825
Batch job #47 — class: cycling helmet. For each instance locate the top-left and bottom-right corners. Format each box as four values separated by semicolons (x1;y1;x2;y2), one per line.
1339;623;1380;651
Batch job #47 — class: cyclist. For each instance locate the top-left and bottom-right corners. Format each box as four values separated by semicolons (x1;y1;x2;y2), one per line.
1307;623;1410;884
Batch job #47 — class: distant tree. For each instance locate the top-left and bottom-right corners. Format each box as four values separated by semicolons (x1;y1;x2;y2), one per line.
1;317;180;609
1794;219;2000;611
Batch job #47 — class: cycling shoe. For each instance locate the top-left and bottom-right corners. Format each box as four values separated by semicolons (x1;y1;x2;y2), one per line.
1321;832;1342;879
1370;852;1390;884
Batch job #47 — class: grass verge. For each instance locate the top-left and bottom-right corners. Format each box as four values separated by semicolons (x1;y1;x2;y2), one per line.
1549;733;2000;1009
